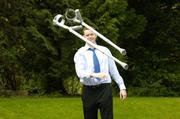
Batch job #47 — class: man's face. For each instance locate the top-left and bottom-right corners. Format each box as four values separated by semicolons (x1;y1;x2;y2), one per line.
83;29;97;44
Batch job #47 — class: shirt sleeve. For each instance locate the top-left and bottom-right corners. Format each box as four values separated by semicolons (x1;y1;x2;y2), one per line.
74;51;91;79
107;49;126;90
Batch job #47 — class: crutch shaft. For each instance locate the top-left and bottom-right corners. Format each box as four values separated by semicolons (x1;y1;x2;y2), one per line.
82;22;126;55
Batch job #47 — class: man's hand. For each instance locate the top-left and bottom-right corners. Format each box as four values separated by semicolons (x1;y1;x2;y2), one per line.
90;73;107;79
119;89;127;101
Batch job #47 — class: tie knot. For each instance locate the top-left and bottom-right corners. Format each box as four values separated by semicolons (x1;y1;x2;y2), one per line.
88;48;95;51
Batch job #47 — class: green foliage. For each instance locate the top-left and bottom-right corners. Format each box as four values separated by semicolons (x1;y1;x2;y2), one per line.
0;0;179;96
126;0;180;96
63;76;82;95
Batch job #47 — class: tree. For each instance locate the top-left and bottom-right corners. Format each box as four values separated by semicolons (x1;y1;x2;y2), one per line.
127;0;180;96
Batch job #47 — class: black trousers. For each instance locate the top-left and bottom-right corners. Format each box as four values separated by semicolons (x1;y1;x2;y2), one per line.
82;83;113;119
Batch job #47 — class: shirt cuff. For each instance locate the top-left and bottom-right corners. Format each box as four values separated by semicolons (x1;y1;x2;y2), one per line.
84;72;93;79
119;84;126;90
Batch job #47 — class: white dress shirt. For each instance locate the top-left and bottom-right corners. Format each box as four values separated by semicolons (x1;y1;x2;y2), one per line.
74;44;126;90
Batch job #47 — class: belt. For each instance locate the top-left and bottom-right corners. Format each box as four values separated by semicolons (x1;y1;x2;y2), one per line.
83;83;110;89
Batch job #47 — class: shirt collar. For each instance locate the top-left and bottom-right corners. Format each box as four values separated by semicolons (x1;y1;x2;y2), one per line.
84;43;99;51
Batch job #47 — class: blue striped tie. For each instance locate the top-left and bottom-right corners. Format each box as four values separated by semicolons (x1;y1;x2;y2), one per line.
89;48;100;73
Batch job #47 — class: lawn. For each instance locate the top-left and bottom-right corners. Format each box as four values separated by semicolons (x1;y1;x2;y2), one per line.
0;97;179;119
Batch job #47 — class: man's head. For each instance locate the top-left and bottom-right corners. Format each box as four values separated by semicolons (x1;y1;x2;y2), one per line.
83;27;97;44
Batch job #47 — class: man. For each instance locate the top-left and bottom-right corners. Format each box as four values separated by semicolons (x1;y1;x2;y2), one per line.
74;27;127;119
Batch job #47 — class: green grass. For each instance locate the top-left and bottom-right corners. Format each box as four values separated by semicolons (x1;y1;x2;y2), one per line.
0;97;179;119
